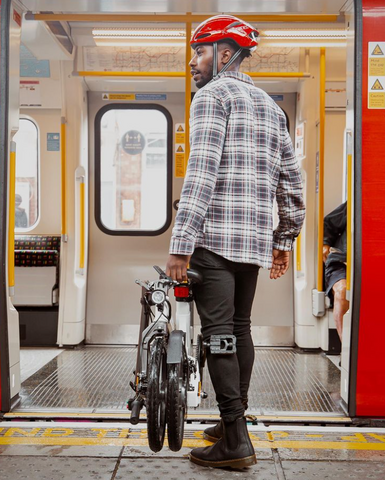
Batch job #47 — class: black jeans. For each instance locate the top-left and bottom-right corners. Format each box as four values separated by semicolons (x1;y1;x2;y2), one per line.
190;248;260;421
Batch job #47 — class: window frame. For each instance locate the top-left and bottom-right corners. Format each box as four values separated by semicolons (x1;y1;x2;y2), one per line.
94;103;173;236
15;115;41;232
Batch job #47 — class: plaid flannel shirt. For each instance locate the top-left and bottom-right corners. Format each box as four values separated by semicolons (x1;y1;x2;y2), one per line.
169;71;305;269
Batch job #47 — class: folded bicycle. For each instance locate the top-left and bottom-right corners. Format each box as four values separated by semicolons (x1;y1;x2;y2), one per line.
127;265;207;452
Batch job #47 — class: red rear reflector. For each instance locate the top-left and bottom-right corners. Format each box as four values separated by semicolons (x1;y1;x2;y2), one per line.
174;286;190;298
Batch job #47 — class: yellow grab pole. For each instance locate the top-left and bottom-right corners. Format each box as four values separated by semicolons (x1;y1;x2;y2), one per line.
8;141;16;296
317;48;326;292
28;14;339;23
61;118;67;241
185;18;192;174
247;72;310;78
76;71;186;77
296;232;302;272
79;179;85;271
75;71;310;78
346;152;353;292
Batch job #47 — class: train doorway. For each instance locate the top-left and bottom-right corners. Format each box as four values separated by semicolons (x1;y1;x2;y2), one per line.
0;0;364;421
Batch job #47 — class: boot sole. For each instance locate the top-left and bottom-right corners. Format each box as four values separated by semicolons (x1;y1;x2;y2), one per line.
189;453;257;469
202;433;221;443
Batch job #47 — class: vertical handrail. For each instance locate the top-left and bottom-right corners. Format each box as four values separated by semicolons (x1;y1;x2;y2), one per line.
79;176;85;272
8;141;16;296
317;47;326;292
346;139;353;293
296;232;302;272
61;117;67;241
184;16;192;174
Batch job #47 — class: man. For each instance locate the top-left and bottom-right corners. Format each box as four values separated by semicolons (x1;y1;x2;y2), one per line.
166;15;305;469
15;194;28;228
323;201;348;341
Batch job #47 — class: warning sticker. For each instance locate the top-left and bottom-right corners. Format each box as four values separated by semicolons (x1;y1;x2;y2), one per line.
102;93;135;100
371;78;384;90
175;123;185;143
369;92;385;109
368;42;385;109
372;44;384;56
175;143;185;178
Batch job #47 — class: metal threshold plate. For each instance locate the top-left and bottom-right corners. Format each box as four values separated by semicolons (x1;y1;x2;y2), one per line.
13;346;344;418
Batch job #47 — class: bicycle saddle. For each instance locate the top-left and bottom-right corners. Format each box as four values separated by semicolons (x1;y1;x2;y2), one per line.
187;269;203;284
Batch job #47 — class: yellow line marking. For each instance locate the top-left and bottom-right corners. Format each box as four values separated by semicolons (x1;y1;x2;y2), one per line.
0;437;385;450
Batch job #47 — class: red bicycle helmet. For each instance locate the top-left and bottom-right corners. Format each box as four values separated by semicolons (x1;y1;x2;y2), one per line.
190;15;259;51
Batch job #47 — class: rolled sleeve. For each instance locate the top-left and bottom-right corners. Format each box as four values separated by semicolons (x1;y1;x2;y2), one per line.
273;128;306;251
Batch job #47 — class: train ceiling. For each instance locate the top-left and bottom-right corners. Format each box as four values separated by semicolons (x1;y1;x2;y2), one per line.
18;0;350;15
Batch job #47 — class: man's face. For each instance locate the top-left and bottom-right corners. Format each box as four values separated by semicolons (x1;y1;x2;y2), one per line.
189;45;214;89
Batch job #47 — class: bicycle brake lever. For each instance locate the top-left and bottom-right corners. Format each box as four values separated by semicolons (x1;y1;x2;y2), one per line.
135;279;151;290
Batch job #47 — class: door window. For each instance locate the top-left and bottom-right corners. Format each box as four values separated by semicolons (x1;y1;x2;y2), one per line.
95;104;172;235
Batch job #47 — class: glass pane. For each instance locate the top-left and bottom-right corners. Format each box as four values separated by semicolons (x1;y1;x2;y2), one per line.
13;118;39;230
99;108;168;232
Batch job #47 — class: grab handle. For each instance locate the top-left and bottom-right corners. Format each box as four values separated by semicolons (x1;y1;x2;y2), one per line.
8;141;16;296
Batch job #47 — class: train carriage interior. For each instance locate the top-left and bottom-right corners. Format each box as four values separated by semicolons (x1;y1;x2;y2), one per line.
3;0;357;423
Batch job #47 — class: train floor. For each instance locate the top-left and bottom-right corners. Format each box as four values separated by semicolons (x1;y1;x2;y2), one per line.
14;345;344;418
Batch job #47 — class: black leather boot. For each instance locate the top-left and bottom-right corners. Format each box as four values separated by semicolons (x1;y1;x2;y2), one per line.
203;420;223;442
203;398;249;443
190;417;256;469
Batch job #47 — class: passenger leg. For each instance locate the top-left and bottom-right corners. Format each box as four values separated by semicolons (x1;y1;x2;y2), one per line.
332;278;349;341
190;248;244;421
233;266;259;410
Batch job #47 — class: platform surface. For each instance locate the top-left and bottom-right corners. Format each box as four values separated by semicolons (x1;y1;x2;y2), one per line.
1;422;385;479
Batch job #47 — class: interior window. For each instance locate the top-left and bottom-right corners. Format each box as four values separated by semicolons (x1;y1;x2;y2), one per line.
95;105;172;235
13;118;39;230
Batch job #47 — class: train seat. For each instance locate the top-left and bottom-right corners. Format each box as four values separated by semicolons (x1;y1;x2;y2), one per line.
13;235;61;306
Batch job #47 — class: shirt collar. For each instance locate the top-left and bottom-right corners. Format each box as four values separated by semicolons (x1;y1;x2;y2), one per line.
213;71;254;86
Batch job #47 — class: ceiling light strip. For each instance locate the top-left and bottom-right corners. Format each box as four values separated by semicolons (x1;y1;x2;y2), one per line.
26;13;340;23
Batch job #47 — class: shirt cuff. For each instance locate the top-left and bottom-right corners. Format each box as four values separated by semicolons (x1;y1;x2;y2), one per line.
169;237;195;256
273;236;294;251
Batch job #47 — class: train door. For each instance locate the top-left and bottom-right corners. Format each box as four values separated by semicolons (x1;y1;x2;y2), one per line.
2;0;385;420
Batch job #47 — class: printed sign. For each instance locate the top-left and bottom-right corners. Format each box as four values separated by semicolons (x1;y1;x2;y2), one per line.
368;42;385;109
47;133;60;152
121;130;146;155
175;144;185;178
175;123;185;144
20;81;41;106
102;93;167;101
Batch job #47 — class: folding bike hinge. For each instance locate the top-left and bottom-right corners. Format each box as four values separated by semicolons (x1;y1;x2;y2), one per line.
208;335;237;354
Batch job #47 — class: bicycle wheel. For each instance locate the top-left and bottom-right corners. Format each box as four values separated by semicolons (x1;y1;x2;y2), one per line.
166;354;188;451
146;336;168;452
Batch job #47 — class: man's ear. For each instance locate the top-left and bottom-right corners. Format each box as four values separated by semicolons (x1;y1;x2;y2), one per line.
220;47;233;65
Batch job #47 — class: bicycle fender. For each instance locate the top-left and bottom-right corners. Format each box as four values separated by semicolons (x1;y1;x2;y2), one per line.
167;330;185;364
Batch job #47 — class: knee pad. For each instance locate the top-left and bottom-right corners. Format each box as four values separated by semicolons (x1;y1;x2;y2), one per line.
208;334;237;354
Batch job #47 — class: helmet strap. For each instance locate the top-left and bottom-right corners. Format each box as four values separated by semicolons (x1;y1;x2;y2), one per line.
213;42;218;77
218;47;243;75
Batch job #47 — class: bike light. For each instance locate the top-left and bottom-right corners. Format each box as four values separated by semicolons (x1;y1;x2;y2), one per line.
151;290;166;305
174;286;190;298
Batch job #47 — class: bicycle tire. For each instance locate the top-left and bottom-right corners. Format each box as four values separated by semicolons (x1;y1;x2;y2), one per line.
146;336;167;452
166;356;188;451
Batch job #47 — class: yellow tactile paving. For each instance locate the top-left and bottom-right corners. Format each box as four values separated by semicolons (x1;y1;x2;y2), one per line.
0;425;384;451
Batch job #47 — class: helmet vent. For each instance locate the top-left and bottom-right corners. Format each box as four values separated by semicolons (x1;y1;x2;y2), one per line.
227;21;243;28
197;33;211;39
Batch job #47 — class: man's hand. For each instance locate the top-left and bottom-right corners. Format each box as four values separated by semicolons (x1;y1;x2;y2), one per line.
166;254;191;282
323;245;331;263
270;249;290;280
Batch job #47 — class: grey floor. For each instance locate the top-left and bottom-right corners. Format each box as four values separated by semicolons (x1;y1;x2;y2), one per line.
17;346;343;415
20;347;63;383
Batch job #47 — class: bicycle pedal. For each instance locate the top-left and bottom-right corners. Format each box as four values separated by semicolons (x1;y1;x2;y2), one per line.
208;334;237;354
